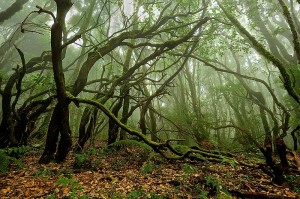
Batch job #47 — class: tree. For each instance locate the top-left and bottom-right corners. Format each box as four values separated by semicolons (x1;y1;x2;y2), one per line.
1;0;299;186
35;1;210;163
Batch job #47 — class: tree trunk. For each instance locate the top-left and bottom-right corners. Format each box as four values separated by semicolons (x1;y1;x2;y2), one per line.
39;0;73;163
39;107;60;164
260;138;289;184
76;108;97;152
108;99;123;144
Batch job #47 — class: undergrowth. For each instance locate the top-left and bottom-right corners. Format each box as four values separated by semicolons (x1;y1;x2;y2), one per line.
0;146;29;174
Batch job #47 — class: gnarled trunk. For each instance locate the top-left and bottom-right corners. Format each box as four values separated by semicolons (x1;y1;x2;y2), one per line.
39;0;73;163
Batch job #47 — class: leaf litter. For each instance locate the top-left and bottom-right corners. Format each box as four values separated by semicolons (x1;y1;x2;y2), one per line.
0;146;300;198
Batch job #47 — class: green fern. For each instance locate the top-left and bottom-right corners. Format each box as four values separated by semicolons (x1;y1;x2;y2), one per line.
0;149;26;174
6;145;30;157
74;153;88;167
205;176;220;193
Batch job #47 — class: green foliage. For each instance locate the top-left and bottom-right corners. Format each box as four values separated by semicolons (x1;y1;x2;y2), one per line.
56;176;71;187
74;153;88;167
182;163;196;174
0;150;11;174
56;176;88;198
148;193;165;199
126;190;143;199
73;147;101;169
102;139;154;164
218;191;232;199
205;176;220;193
86;147;98;155
35;167;55;180
221;157;236;169
6;145;30;157
200;190;209;199
204;176;231;198
272;27;288;36
0;147;28;174
140;161;155;174
285;175;300;193
173;144;190;154
107;139;153;151
46;194;55;199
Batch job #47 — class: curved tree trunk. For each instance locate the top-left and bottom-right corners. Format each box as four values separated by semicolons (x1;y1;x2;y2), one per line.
76;108;97;152
39;0;73;164
108;99;123;145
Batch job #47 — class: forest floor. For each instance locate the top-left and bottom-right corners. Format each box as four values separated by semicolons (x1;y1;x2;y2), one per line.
0;144;300;199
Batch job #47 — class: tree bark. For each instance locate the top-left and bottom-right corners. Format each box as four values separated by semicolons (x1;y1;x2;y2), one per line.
39;0;73;163
108;99;123;144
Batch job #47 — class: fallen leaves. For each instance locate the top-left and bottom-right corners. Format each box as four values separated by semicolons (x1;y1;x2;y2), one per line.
0;149;299;198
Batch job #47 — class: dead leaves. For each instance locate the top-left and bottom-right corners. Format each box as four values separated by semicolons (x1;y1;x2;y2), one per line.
0;151;299;198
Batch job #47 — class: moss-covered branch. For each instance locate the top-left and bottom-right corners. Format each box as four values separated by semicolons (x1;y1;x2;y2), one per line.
66;92;256;167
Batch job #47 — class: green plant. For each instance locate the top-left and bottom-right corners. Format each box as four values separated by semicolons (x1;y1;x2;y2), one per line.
74;147;102;169
140;161;155;174
55;176;88;198
204;176;232;198
285;175;300;193
182;163;196;174
200;190;209;199
87;147;98;155
221;158;236;169
107;139;153;152
46;194;55;199
35;167;55;180
6;145;31;157
218;191;232;199
205;176;220;193
74;153;88;167
0;150;11;174
149;193;165;199
0;149;26;174
126;190;143;199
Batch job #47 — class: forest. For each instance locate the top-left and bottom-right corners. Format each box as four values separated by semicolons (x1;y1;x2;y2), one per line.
0;0;300;198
